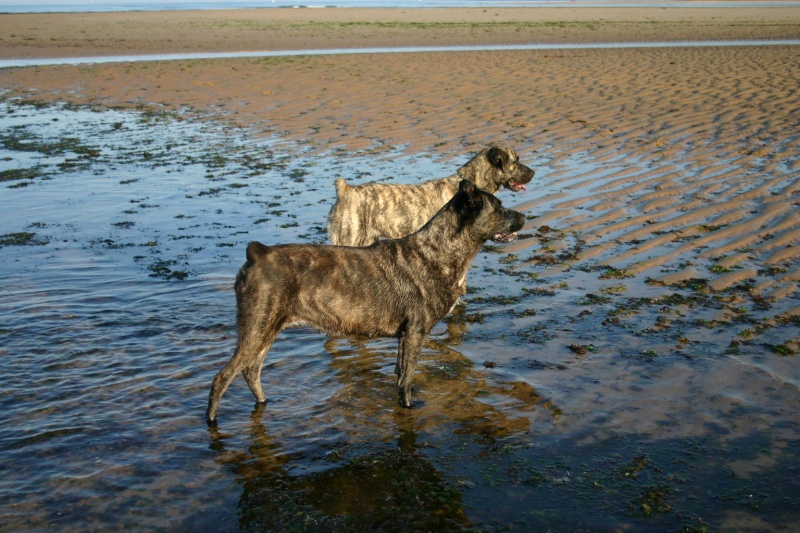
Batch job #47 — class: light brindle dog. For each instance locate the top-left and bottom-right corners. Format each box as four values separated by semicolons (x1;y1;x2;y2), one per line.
327;143;534;247
206;180;525;424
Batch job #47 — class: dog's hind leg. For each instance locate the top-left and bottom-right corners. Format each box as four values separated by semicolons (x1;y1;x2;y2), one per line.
329;211;365;247
206;324;279;425
206;352;244;425
327;179;358;246
241;330;279;406
327;189;374;246
396;326;425;408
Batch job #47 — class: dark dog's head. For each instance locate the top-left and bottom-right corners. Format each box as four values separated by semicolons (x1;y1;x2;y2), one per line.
458;144;535;194
454;180;526;243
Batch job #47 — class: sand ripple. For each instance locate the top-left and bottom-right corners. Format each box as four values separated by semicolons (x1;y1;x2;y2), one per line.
2;38;799;306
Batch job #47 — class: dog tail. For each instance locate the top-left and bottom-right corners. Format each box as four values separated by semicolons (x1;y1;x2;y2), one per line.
245;241;269;263
334;177;350;197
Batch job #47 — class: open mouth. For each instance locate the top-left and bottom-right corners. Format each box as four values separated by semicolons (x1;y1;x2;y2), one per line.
491;232;518;243
506;180;527;192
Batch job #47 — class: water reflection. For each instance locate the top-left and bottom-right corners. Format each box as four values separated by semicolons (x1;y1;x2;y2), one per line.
211;412;470;531
320;329;557;438
206;312;564;530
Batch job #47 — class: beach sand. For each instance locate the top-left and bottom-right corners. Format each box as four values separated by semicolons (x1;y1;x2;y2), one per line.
1;7;798;58
2;7;800;302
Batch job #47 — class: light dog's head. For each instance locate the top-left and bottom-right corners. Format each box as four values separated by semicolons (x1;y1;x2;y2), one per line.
458;144;535;194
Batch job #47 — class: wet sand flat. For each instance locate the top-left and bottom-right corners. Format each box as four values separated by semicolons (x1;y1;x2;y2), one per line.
2;6;799;300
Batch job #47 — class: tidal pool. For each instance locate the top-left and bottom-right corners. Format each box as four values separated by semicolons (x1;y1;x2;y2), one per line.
1;99;798;531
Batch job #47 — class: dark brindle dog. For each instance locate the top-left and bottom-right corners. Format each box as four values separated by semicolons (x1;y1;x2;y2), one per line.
327;143;533;247
206;180;525;424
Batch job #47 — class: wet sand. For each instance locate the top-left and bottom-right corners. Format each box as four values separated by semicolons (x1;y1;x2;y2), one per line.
2;6;799;303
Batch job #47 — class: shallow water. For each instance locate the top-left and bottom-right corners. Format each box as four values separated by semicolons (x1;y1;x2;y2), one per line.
3;39;800;68
1;100;799;531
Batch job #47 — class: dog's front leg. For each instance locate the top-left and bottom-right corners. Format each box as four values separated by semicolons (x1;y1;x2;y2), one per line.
396;326;425;408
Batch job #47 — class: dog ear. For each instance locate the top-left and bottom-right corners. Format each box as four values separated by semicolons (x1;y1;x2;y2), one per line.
486;146;507;170
246;241;269;263
455;180;481;232
459;179;478;203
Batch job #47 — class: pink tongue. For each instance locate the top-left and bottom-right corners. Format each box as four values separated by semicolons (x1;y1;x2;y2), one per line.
493;232;518;243
511;181;526;192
